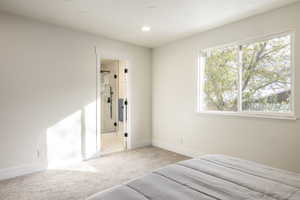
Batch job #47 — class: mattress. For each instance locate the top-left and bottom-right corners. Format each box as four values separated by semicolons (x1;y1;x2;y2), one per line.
87;155;300;200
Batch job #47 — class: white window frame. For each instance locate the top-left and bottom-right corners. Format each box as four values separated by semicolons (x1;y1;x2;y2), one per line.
197;31;296;120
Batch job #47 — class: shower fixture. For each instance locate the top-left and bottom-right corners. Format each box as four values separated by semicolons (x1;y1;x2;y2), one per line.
101;69;114;122
100;70;111;73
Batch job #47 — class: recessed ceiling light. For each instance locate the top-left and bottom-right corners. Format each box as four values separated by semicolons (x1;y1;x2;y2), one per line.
141;26;151;32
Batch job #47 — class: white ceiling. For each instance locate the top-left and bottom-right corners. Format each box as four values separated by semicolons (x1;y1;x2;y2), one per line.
0;0;299;48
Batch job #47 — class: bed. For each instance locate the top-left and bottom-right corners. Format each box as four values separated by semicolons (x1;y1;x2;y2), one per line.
87;154;300;200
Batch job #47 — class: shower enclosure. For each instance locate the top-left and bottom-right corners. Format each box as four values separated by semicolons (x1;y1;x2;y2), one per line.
100;63;118;133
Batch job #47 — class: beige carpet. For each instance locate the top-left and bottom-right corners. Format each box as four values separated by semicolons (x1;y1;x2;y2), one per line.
0;147;189;200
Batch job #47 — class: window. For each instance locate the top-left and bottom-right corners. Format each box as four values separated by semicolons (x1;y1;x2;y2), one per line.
198;33;294;119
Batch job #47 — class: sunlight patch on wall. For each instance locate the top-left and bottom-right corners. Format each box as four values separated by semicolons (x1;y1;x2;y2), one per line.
83;101;98;159
47;111;82;168
46;101;98;169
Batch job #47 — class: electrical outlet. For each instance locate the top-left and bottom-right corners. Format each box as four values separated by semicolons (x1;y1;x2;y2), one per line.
180;137;184;145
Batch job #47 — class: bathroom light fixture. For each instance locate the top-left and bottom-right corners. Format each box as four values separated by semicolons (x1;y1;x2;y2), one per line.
141;26;151;32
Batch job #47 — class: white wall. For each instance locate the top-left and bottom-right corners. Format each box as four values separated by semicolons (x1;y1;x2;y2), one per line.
152;3;300;173
0;12;152;174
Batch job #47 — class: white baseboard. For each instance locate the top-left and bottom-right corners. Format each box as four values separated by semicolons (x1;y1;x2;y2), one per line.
0;162;46;181
152;140;205;158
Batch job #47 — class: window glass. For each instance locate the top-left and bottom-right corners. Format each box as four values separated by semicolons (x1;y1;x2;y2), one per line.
201;46;238;111
199;34;293;115
241;35;291;112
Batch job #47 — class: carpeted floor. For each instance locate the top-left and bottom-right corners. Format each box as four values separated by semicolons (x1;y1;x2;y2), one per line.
0;147;189;200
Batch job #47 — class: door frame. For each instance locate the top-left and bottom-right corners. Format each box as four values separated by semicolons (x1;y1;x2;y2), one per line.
95;50;131;154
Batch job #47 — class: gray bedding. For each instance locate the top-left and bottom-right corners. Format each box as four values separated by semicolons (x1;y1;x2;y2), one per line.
87;155;300;200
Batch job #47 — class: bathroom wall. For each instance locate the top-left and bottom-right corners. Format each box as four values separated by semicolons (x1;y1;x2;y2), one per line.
101;61;118;133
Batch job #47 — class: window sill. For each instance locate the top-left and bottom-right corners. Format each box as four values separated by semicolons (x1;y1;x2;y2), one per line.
197;111;297;120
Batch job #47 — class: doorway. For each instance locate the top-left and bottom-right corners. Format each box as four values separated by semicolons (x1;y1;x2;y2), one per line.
99;59;128;154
